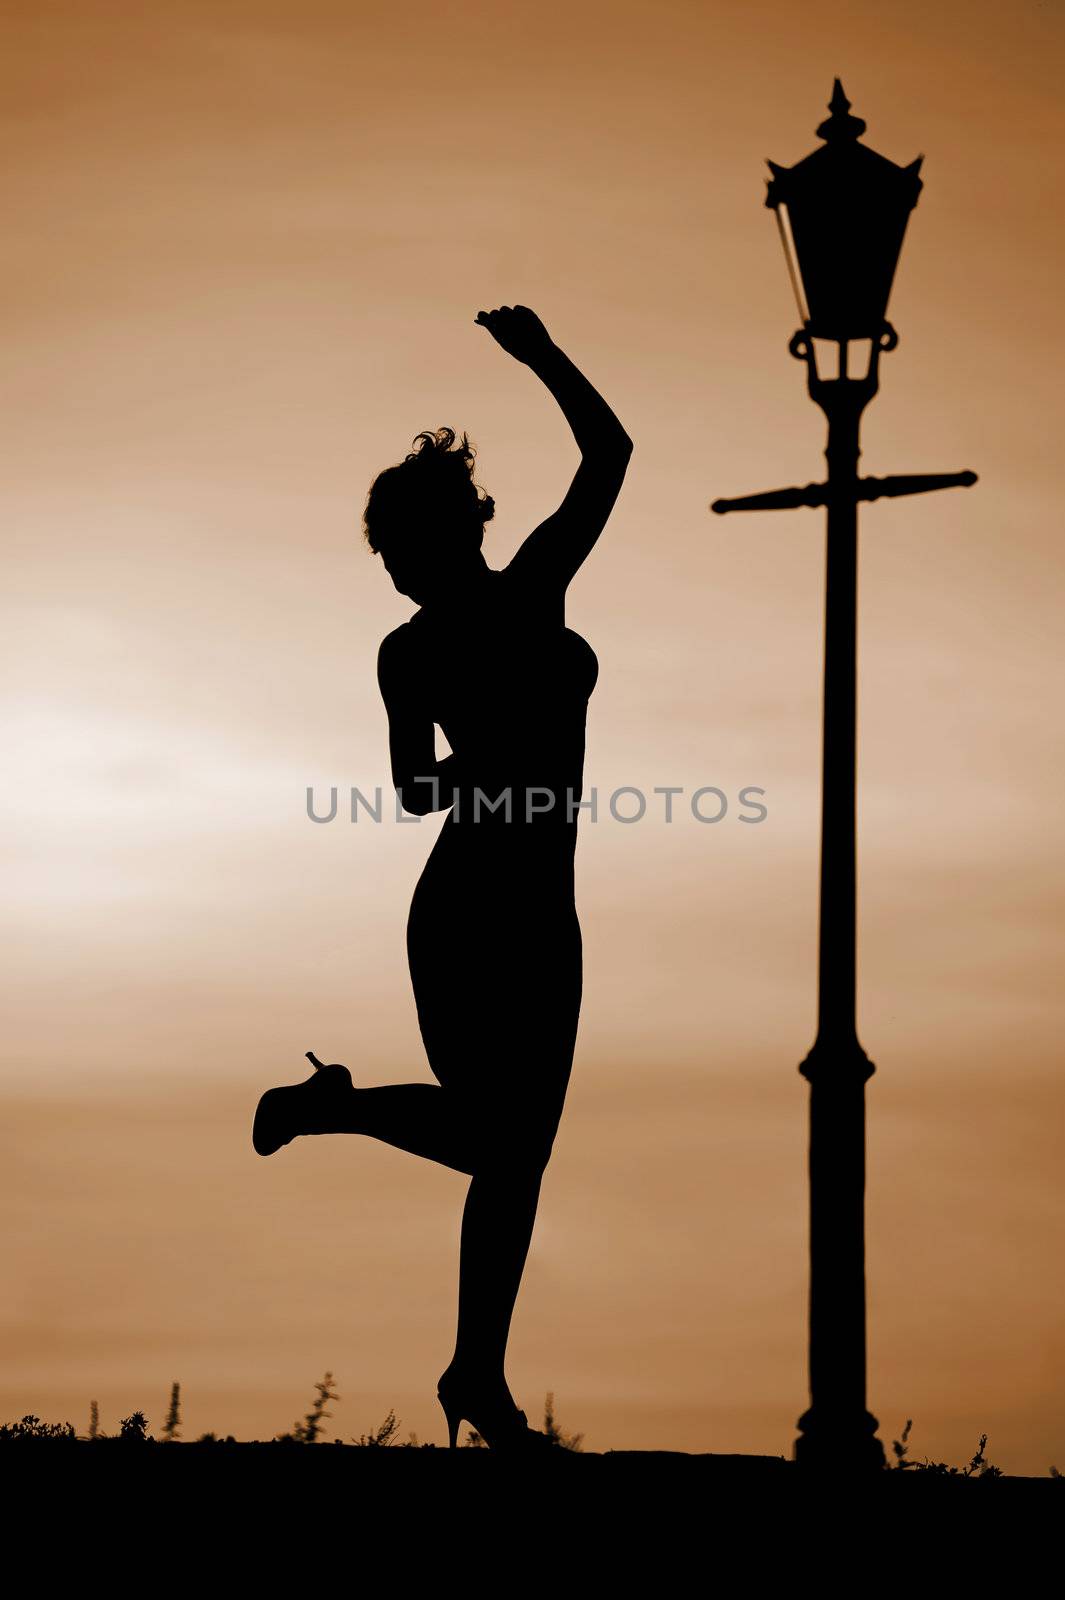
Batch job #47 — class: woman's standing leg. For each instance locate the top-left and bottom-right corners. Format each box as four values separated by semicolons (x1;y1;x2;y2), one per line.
412;842;583;1407
450;1163;547;1382
444;934;581;1388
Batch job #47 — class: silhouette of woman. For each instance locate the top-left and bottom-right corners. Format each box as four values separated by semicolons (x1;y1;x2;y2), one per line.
253;305;632;1450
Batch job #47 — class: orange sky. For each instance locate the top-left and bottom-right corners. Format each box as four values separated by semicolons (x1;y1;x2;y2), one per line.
3;0;1064;1469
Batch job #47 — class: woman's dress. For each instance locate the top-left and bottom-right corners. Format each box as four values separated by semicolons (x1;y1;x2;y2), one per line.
401;566;598;1162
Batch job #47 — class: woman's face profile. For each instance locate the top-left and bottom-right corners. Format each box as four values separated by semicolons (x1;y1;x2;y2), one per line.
376;521;478;606
378;529;439;605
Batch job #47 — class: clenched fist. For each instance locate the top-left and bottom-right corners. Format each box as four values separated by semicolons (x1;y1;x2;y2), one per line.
474;304;556;365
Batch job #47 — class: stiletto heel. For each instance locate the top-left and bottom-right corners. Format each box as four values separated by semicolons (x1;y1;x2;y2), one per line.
436;1366;556;1453
438;1392;462;1450
252;1051;354;1156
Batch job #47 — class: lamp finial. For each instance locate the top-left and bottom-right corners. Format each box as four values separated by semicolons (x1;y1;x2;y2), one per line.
817;79;866;143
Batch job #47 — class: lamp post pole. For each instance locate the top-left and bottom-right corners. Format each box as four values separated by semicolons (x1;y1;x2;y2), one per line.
711;84;977;1470
795;331;882;1470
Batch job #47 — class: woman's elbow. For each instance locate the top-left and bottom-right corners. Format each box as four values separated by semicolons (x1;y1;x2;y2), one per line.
589;428;632;468
394;782;434;817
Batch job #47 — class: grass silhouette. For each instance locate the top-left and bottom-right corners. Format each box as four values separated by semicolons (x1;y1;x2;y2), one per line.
890;1417;1003;1476
0;1372;586;1452
0;1381;1055;1473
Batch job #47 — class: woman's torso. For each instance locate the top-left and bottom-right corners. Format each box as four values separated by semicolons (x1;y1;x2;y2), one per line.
402;567;598;867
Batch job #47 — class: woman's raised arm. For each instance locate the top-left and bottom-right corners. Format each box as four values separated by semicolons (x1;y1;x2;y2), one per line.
475;305;633;595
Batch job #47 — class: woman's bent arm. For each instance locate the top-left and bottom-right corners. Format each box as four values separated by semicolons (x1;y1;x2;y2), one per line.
378;631;458;815
531;339;633;459
476;305;633;594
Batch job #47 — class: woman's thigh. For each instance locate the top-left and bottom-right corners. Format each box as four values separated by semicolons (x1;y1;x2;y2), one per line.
407;883;582;1148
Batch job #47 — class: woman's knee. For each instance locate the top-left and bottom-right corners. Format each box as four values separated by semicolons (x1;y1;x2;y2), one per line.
471;1122;556;1181
454;1079;565;1178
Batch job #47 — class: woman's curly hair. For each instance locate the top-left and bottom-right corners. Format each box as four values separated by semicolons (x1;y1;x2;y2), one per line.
362;426;496;552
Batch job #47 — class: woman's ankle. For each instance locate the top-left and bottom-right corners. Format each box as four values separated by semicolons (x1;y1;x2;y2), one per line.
440;1356;509;1393
306;1084;360;1135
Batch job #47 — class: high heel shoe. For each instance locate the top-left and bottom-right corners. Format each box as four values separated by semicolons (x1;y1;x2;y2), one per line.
252;1051;354;1156
436;1367;557;1453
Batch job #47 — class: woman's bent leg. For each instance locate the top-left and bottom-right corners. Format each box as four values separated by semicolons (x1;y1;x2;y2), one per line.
311;1083;477;1176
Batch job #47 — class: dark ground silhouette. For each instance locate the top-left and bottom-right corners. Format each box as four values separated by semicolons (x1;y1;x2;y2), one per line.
4;1389;1059;1567
4;1426;1060;1576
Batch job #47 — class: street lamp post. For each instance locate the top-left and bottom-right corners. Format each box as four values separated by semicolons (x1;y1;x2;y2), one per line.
712;82;977;1470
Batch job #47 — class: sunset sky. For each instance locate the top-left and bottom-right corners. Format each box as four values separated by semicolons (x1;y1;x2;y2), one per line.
3;0;1064;1470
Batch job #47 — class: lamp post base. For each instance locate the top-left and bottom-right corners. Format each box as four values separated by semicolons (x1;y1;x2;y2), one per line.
793;1407;886;1471
795;1037;882;1471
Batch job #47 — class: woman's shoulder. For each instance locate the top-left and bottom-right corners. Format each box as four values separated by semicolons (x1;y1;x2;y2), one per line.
377;619;424;692
378;618;414;656
493;560;566;627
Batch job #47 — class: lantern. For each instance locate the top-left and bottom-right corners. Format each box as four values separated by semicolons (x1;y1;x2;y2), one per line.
765;80;923;341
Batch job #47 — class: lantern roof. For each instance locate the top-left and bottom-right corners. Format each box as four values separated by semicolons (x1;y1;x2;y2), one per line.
765;80;923;214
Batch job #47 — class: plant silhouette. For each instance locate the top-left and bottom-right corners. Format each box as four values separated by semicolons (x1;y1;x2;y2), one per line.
276;1372;339;1444
161;1382;181;1443
890;1418;1002;1476
0;1415;77;1443
543;1392;584;1452
118;1411;152;1444
351;1408;422;1448
252;304;632;1452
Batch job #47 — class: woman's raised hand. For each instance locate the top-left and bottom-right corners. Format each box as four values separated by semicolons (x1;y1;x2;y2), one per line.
475;304;555;365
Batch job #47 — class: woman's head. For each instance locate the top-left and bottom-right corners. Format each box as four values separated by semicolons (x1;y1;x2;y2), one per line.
363;427;495;604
